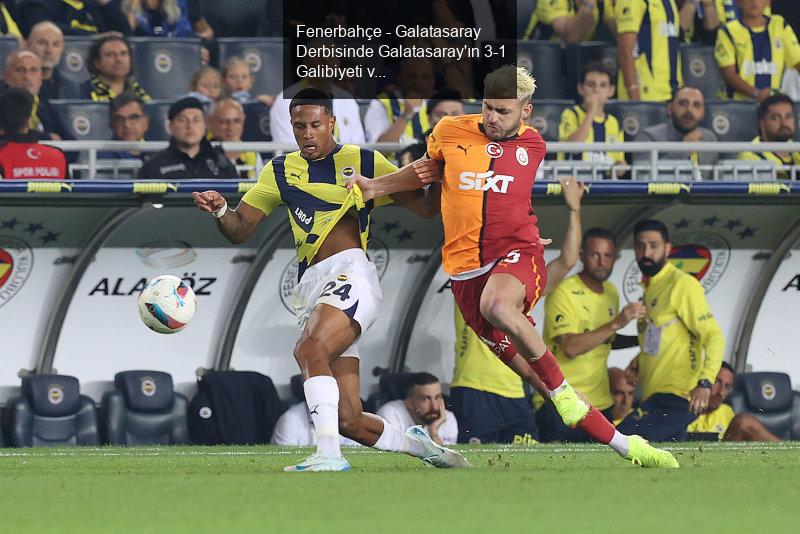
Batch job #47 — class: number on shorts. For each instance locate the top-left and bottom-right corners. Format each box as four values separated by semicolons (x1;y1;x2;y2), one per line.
503;250;521;264
320;281;352;302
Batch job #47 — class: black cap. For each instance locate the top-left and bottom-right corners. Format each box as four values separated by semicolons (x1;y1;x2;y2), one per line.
168;97;204;121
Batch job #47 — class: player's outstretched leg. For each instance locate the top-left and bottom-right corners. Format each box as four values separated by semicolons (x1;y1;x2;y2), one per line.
332;357;470;469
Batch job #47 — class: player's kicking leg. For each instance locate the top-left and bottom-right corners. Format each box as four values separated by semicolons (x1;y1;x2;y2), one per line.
285;303;468;471
476;268;678;468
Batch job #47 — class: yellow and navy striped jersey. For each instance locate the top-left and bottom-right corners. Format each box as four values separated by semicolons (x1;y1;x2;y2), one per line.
715;15;800;100
687;403;735;438
616;0;682;102
557;105;625;165
377;93;429;143
452;307;526;399
524;0;615;42
543;274;619;410
739;136;800;178
0;4;21;37
242;144;395;279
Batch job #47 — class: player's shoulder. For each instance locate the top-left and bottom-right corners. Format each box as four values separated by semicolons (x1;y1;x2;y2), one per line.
436;114;482;133
602;280;620;298
670;265;705;293
518;123;546;147
550;274;583;299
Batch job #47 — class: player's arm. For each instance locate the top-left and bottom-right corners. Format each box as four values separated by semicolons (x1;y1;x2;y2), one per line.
348;157;441;201
616;0;641;100
550;1;598;44
389;183;441;219
193;191;266;244
558;302;645;358
543;178;584;295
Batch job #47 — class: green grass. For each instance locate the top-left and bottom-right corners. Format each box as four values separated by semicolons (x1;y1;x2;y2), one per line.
1;442;798;533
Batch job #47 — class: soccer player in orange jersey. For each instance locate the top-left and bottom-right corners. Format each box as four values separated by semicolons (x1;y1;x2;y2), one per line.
352;66;678;468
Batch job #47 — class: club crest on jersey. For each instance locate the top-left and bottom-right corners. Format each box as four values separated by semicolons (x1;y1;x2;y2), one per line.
516;146;529;166
485;143;503;158
342;166;355;178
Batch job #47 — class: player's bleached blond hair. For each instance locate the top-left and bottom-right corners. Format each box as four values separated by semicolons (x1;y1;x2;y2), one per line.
483;65;537;101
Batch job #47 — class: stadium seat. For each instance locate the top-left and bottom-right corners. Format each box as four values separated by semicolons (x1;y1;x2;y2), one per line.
101;370;190;445
605;100;668;140
528;99;574;142
131;38;202;100
216;37;284;96
144;100;173;141
503;40;565;100
242;100;272;141
0;36;18;67
565;42;618;100
728;372;800;440
680;45;726;99
48;100;112;140
57;36;96;86
701;100;759;143
365;372;414;413
7;374;100;447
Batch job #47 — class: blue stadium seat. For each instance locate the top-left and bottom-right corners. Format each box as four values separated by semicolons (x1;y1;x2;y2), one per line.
101;370;190;445
216;37;284;96
365;372;414;413
680;45;726;100
48;100;112;140
605;100;668;140
529;99;575;142
728;372;800;440
131;38;202;100
57;36;96;87
242;100;271;141
702;100;758;142
7;374;100;447
0;36;18;68
144;100;173;141
515;41;565;100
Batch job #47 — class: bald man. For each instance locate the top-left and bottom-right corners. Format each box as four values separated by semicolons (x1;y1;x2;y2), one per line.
26;21;79;100
208;97;261;179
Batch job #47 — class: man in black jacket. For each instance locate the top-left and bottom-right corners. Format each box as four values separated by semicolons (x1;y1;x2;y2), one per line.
20;0;131;36
138;97;238;180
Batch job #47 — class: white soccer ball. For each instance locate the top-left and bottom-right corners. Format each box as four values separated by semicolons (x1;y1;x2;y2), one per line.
137;275;196;334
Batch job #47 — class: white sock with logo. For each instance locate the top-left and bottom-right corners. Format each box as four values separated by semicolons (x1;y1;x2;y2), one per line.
304;375;342;459
609;430;630;457
373;416;426;457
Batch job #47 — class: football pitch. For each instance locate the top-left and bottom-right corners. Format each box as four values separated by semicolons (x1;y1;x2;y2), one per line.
1;442;798;533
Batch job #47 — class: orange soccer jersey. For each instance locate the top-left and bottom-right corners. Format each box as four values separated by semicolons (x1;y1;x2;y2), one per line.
426;114;546;276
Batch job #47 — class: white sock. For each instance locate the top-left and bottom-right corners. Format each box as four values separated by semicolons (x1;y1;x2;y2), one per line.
608;430;630;457
304;375;342;459
373;417;426;458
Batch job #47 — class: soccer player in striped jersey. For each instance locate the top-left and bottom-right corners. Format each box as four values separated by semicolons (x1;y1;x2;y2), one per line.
715;0;800;101
193;88;469;472
352;66;679;468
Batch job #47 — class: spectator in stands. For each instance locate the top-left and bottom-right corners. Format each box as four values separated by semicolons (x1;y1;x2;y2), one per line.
3;49;69;140
617;219;725;442
715;0;800;101
538;228;643;442
0;87;67;179
270;39;365;146
687;362;780;441
26;22;79;100
124;0;215;40
19;0;131;36
608;367;638;426
98;91;149;160
524;0;616;43
138;96;236;179
208;97;261;178
739;93;800;177
186;65;222;104
678;0;722;45
221;56;272;107
616;0;685;101
364;58;435;143
449;178;584;445
80;34;150;102
376;373;458;446
633;85;718;171
0;1;23;40
271;401;359;447
398;89;463;166
558;62;625;171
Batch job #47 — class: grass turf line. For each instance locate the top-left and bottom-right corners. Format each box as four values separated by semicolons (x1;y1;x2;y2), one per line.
0;442;797;533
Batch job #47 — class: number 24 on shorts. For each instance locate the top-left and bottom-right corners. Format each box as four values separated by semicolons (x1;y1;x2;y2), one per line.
319;281;352;301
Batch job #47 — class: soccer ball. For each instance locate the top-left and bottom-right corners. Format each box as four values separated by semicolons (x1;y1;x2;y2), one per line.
137;275;196;334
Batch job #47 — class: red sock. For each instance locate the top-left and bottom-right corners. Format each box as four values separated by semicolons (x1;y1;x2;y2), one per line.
578;408;616;444
528;350;565;391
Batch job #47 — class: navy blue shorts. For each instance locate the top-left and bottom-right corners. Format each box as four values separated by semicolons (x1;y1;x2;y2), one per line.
536;401;614;443
616;393;697;442
450;387;539;444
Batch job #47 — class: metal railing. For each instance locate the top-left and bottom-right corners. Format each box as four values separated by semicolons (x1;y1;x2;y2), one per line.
40;140;800;181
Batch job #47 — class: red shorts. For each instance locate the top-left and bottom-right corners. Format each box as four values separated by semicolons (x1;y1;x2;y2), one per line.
450;248;547;363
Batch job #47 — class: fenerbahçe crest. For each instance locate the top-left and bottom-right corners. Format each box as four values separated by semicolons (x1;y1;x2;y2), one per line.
623;231;731;302
0;236;33;309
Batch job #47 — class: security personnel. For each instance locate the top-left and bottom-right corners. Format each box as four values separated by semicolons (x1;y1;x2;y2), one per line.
20;0;131;36
616;0;683;102
618;219;725;442
138;97;237;180
715;0;800;101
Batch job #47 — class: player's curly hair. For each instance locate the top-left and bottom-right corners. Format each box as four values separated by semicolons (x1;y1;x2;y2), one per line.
483;65;537;102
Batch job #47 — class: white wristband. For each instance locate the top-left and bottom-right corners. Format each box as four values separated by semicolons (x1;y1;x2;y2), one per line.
212;201;228;219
